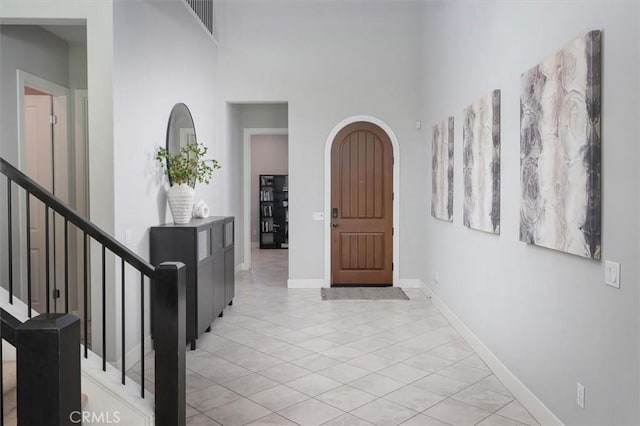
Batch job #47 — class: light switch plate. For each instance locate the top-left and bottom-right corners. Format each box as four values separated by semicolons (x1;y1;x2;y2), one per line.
576;382;585;409
312;212;324;221
604;260;620;289
125;228;133;246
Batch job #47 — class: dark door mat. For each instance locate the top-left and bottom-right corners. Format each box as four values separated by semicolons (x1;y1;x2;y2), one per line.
321;287;409;301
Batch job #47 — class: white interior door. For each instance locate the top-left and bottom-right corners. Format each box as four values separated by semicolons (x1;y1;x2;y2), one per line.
24;94;53;313
23;88;70;314
52;94;70;313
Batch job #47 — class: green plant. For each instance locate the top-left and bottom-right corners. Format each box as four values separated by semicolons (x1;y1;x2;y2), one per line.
156;142;220;187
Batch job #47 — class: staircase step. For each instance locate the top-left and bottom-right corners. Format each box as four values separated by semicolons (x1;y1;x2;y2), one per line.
3;409;16;426
3;361;16;394
4;385;16;426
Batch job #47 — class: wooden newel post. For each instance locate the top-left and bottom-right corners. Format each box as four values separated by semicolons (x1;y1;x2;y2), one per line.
16;313;81;426
153;262;187;426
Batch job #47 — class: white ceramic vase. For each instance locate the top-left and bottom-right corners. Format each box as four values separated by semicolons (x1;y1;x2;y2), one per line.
167;184;194;224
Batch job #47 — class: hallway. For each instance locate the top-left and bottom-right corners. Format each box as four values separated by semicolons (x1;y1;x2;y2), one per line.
144;249;538;426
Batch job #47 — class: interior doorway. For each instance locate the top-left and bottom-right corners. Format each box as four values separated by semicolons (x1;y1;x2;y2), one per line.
1;22;90;344
228;102;288;268
244;130;289;287
251;135;288;249
21;78;71;314
13;26;89;328
228;102;289;286
23;87;54;313
18;74;72;312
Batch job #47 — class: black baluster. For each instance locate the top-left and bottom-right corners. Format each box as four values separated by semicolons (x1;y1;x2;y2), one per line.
7;178;13;305
26;192;32;318
45;206;50;313
1;315;4;422
84;232;88;359
121;258;126;385
53;212;57;313
64;219;69;313
140;272;145;398
102;245;106;372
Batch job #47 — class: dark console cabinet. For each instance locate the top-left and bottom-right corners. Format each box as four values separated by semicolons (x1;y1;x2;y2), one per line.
150;216;235;349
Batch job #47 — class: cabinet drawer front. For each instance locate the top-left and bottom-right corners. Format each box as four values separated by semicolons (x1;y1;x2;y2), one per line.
197;258;215;335
224;220;234;247
198;229;210;261
212;222;224;254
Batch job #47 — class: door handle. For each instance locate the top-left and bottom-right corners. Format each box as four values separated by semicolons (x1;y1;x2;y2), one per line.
332;223;338;228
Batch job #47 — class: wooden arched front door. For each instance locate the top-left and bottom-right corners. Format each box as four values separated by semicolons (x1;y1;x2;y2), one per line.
331;121;393;286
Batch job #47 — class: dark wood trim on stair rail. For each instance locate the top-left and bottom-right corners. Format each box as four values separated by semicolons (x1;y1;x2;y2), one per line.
0;157;154;276
1;157;187;425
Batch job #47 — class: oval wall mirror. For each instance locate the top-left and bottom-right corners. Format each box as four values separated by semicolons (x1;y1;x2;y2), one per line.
166;103;197;186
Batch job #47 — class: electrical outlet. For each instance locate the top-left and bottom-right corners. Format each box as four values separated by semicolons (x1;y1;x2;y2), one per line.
576;382;585;409
434;273;439;285
604;260;620;289
125;229;133;246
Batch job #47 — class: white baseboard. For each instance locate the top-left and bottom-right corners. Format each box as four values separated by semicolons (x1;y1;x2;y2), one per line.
82;350;154;426
287;279;328;288
0;287;38;322
286;279;424;289
397;279;425;288
112;335;153;372
236;263;249;272
421;284;563;426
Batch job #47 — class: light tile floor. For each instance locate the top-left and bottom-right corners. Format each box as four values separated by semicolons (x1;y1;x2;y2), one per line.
130;249;539;426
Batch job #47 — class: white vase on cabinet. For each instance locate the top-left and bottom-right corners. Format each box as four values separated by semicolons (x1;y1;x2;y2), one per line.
167;184;194;224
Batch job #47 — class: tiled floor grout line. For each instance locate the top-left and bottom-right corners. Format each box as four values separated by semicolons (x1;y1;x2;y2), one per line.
136;351;524;426
132;339;517;425
135;314;504;424
138;249;539;426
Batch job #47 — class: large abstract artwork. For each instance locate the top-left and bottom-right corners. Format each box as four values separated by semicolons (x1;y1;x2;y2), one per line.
432;117;454;222
520;30;601;259
463;90;501;234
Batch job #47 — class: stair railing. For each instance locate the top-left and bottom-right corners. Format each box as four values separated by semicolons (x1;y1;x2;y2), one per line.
0;157;186;426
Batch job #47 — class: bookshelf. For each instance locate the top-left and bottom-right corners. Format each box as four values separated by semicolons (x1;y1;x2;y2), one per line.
259;174;288;249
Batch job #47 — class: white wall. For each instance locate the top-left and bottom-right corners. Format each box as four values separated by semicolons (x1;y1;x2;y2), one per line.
216;0;423;282
238;103;288;130
112;0;219;355
250;134;288;243
420;2;639;424
67;38;87;208
226;104;243;264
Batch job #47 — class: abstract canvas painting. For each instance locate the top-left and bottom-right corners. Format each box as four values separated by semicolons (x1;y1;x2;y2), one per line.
432;117;454;222
520;30;601;259
463;90;501;234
